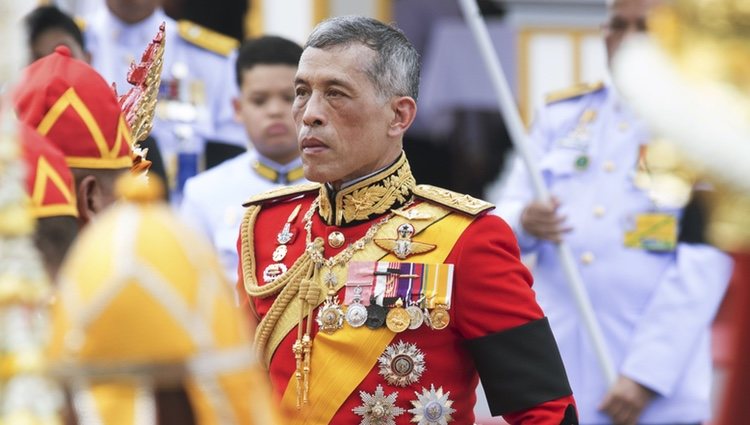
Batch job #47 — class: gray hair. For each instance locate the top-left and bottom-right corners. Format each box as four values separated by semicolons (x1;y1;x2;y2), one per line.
305;16;420;100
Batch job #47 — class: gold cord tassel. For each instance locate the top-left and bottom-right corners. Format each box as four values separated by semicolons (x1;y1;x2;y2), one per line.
293;238;323;408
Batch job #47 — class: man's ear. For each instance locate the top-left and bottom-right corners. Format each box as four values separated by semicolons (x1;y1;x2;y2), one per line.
232;97;242;123
387;96;417;138
76;174;102;226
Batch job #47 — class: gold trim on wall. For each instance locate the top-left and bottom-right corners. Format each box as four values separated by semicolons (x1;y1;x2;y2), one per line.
245;0;263;38
376;0;392;23
313;0;330;26
517;27;599;125
518;29;531;126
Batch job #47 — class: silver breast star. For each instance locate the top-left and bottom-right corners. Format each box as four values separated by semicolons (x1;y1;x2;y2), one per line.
352;384;405;425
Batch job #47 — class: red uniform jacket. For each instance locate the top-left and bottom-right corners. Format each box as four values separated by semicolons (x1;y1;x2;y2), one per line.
238;157;576;424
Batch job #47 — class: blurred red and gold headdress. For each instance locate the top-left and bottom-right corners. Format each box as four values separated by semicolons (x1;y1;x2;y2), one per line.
14;24;165;175
18;122;77;219
14;46;133;170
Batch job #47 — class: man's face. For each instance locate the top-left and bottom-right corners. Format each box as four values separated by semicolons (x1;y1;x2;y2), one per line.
292;44;402;186
31;29;88;63
604;0;660;64
234;65;299;164
106;0;160;23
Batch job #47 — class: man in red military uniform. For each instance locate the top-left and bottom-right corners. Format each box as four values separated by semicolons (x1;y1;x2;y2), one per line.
238;16;577;424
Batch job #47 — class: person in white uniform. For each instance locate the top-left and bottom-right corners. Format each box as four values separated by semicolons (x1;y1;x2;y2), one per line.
494;0;732;424
81;0;245;195
180;35;306;282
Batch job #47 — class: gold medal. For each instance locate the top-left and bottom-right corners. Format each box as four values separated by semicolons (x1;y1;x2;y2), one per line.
386;299;410;333
429;304;450;330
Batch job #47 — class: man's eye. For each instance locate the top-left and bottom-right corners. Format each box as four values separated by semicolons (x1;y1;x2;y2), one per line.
295;87;309;97
608;19;628;32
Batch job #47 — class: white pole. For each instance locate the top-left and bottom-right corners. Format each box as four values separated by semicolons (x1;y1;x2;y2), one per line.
456;0;617;386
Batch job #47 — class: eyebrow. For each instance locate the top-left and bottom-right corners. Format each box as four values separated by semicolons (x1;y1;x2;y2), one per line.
294;76;354;90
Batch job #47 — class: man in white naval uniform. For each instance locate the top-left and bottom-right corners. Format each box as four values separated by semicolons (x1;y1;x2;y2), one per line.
495;0;732;424
180;36;306;282
82;0;245;193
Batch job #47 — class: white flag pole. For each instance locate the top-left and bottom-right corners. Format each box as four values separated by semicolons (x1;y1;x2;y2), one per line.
456;0;617;386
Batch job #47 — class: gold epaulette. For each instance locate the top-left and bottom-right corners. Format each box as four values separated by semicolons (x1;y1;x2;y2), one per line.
413;184;494;216
242;182;320;207
74;16;86;32
545;81;605;105
177;20;239;56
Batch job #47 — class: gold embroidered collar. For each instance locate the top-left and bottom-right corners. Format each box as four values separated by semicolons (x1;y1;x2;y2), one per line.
252;160;305;184
318;153;416;226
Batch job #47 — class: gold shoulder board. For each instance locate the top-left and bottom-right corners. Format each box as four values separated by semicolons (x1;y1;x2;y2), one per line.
177;20;239;56
413;184;494;216
74;16;86;32
545;81;605;105
242;182;320;207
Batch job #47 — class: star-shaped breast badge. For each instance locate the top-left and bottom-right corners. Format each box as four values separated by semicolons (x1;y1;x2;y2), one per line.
352;384;405;425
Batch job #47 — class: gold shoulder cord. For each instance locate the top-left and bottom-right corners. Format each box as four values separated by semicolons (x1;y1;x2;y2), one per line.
241;197;396;409
240;204;317;374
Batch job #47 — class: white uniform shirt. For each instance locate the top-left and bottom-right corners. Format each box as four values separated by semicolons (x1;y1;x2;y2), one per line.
495;85;732;424
179;150;306;282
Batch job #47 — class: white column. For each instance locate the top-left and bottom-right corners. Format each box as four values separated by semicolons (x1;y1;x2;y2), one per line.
262;0;313;44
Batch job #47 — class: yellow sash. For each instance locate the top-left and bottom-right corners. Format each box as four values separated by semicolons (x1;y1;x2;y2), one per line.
279;210;474;424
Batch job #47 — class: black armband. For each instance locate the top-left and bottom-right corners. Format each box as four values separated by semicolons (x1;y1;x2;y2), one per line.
560;403;578;425
466;317;572;416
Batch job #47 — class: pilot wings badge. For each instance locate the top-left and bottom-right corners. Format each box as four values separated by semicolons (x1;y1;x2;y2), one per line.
374;223;436;260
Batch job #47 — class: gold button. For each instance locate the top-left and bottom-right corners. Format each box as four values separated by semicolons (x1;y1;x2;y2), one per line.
618;121;630;132
603;161;616;172
581;251;595;265
593;205;605;218
328;231;345;248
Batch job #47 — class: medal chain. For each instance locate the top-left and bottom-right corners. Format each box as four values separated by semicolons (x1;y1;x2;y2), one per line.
303;197;394;272
294;196;395;409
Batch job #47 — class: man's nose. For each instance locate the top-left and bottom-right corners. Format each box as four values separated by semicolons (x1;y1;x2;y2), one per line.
301;92;325;127
268;97;287;116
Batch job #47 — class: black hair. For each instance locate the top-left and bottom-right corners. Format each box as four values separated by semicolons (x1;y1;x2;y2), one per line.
25;5;85;51
235;35;302;87
34;216;78;279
